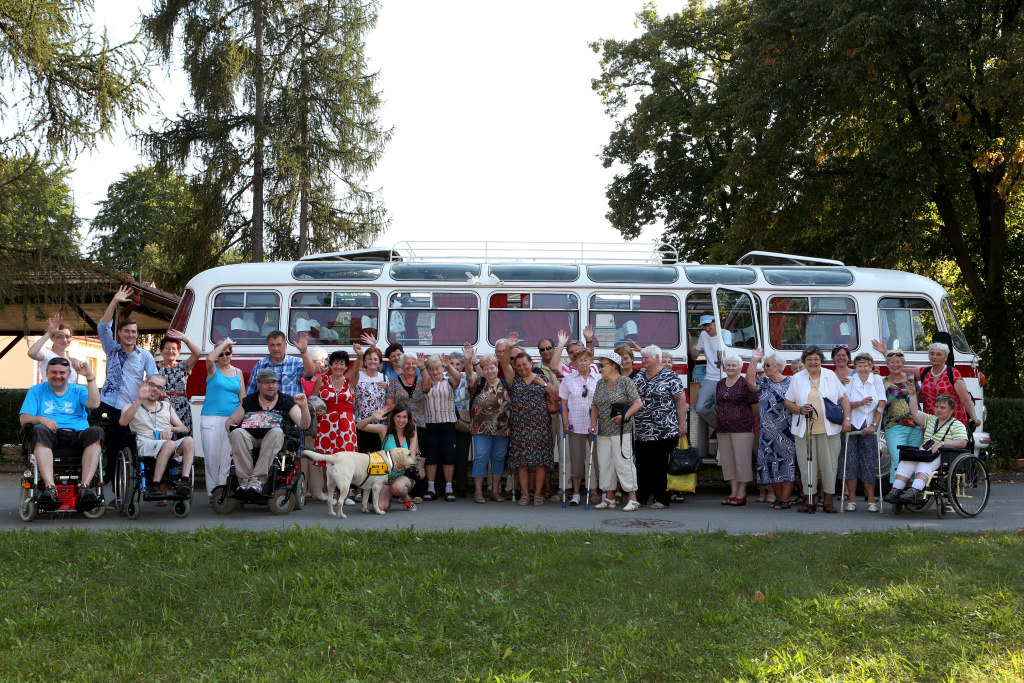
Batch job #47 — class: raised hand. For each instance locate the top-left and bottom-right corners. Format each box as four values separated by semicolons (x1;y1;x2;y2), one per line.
224;337;236;347
112;285;133;304
293;392;308;406
583;324;595;341
70;358;90;378
166;329;186;341
871;339;889;356
373;405;391;421
507;332;520;346
295;331;310;353
416;352;427;369
557;329;569;346
906;379;917;396
628;339;642;352
352;342;363;357
441;353;450;367
360;332;378;347
751;347;765;362
47;314;63;336
462;342;475;362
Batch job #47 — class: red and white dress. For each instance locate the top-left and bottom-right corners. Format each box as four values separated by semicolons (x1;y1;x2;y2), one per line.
316;375;357;454
919;367;969;424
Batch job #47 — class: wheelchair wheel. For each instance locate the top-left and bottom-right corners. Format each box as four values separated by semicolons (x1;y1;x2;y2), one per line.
268;487;295;515
115;448;134;513
173;499;191;518
18;486;37;522
125;491;141;520
935;498;947;518
947;454;990;517
905;493;935;513
293;472;306;511
83;501;107;520
211;486;236;514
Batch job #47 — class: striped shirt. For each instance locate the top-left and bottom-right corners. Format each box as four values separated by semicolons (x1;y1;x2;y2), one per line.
558;370;598;432
425;376;457;423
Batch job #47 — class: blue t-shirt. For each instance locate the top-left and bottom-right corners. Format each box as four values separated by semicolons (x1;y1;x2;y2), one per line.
20;382;92;430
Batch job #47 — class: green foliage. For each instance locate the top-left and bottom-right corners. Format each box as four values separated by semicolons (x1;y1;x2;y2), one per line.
141;0;390;263
0;528;1023;681
0;389;28;446
984;398;1024;462
89;165;225;294
593;0;1024;395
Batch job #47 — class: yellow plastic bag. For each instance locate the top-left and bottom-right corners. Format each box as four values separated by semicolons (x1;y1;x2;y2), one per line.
666;435;697;493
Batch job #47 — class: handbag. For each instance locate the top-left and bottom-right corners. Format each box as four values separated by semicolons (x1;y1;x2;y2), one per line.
667;435;698;492
668;442;703;475
822;397;844;425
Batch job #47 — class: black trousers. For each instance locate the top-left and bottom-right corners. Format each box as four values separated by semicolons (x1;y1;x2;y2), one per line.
98;402;130;486
634;436;677;506
454;429;472;493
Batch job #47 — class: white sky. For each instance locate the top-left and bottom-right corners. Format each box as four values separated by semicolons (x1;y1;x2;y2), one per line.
70;0;663;254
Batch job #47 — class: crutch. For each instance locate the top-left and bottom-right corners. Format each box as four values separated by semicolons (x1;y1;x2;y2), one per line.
840;429;855;515
805;408;817;514
875;429;884;514
584;431;596;510
560;406;568;508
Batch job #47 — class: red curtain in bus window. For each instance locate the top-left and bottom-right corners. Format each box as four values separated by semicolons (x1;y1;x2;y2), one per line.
769;297;792;348
638;296;680;347
433;311;477;345
489;310;523;343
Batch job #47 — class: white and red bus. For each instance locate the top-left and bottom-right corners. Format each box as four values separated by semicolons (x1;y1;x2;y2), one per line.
169;242;990;458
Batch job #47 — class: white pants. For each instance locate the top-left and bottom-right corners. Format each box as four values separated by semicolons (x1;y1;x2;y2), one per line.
895;455;940;480
596;434;637;493
795;433;840;495
201;415;233;496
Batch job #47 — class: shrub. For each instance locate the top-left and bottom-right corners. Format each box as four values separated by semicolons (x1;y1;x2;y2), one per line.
984;398;1024;462
0;389;28;446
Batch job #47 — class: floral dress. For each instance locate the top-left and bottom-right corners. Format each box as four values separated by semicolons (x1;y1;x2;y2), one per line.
755;375;795;484
507;376;553;469
160;361;192;436
316;375;356;454
882;377;916;429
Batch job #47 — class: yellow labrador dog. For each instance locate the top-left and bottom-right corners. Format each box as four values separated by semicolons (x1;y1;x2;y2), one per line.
302;447;422;518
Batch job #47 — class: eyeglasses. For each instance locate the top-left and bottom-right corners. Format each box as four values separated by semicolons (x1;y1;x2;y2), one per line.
582;385;589;398
539;346;554;353
47;358;70;367
52;335;71;342
222;351;233;356
885;350;904;358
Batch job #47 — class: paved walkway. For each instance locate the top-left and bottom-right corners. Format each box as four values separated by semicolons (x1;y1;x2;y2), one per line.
3;475;1021;534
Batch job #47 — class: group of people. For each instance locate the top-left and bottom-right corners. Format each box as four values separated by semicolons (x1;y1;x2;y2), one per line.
18;287;979;516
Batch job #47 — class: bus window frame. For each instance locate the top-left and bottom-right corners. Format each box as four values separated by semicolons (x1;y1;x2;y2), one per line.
767;294;860;353
488;291;580;346
877;296;938;353
387;289;480;347
288;290;380;346
209;288;283;345
587;291;681;350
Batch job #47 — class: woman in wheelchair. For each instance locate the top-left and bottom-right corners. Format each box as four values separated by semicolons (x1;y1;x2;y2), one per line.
883;390;968;506
119;375;195;498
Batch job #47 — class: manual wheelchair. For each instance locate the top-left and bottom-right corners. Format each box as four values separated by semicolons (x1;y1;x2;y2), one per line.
890;426;989;519
112;431;195;519
210;424;306;515
18;425;107;522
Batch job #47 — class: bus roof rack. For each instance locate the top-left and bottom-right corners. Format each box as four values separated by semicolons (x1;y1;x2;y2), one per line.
736;251;845;267
382;241;680;265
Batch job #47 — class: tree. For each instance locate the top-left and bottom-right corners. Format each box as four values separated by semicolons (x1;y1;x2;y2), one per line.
142;0;389;264
593;0;1024;395
89;165;227;294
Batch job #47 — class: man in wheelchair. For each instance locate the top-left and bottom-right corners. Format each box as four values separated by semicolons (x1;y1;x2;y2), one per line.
883;391;968;506
226;368;310;493
119;375;195;497
18;357;103;510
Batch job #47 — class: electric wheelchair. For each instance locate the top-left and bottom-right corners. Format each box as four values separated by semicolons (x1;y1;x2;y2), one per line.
890;425;989;518
18;425;107;522
210;423;306;515
113;431;195;519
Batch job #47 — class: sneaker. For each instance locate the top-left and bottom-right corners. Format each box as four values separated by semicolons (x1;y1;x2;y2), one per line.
403;499;417;511
77;487;100;511
145;482;162;498
899;488;925;505
867;502;879;513
569;494;580;506
650;501;668;510
883;488;905;505
622;499;641;512
176;478;193;496
38;486;57;505
845;501;856;512
594;498;616;510
317;493;329;502
344;497;356;506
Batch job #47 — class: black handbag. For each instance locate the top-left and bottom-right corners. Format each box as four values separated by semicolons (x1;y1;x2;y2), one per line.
668;445;703;475
822;397;844;425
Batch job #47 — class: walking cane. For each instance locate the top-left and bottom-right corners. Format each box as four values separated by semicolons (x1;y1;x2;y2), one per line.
560;406;568;508
840;429;854;515
876;429;885;514
806;407;817;515
585;431;596;510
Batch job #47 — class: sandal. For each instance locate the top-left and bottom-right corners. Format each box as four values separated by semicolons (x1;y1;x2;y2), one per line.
422;491;436;501
445;492;456;502
729;496;747;506
797;503;816;513
721;497;736;505
549;493;562;502
474;493;486;504
490;495;506;502
155;501;167;507
517;496;529;506
534;495;545;506
773;501;792;510
822;504;838;514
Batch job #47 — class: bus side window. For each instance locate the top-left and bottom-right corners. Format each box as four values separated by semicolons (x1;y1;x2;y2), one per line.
289;291;379;345
388;291;478;346
210;290;281;344
769;296;858;351
685;291;712;349
589;293;680;349
489;292;578;346
878;297;936;352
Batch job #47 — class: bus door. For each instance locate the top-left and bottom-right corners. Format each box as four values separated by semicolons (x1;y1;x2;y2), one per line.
710;286;762;367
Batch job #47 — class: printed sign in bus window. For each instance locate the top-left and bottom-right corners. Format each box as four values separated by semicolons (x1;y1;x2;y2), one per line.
878;297;936;352
210;291;281;344
289;292;379;346
588;293;679;349
489;292;579;346
388;291;478;347
769;296;858;351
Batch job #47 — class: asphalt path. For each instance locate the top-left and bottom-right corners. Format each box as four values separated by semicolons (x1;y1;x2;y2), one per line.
3;475;1021;534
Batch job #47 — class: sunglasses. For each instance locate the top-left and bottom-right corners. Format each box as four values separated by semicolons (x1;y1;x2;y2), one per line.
582;385;589;398
539;345;554;353
222;350;233;356
885;350;904;358
832;344;848;350
47;358;70;367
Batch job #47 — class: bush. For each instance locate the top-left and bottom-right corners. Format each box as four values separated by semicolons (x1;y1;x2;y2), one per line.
0;389;28;446
985;397;1024;462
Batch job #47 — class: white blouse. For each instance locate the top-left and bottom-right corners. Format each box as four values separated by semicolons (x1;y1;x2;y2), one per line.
845;372;885;430
784;368;846;438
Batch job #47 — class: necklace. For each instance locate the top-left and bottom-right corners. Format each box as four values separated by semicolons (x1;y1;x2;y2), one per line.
258;395;276;410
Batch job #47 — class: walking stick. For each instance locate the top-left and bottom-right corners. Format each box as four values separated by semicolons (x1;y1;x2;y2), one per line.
560;406;568;508
585;431;596;510
806;407;817;515
875;428;884;514
840;429;853;515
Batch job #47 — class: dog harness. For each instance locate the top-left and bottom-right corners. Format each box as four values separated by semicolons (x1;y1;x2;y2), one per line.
353;450;395;488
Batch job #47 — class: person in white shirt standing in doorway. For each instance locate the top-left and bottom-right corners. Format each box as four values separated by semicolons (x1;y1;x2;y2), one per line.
687;315;732;432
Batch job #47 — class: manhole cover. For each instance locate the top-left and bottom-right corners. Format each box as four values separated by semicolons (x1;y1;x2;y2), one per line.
602;518;683;529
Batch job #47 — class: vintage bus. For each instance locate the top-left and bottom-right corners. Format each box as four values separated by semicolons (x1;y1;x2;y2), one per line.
169;242;990;459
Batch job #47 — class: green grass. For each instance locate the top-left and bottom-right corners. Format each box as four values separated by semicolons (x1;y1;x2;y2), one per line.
2;528;1023;682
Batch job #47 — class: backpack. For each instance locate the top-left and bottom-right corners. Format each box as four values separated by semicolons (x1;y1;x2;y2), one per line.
919;331;956;386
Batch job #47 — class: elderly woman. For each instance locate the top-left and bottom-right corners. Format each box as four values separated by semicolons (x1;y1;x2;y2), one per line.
157;329;201;436
201;337;245;498
464;346;511;503
831;345;853;385
632;344;688;509
422;354;461;501
880;349;923;483
311;346;363;455
883;390;968;506
746;348;796;509
27;314;81;383
784;345;853;513
840;353;886;512
356;404;420;511
715;354;759;505
450;350;472;498
502;333;559;506
872;338;979;427
590;351;643;511
558;346;599;506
